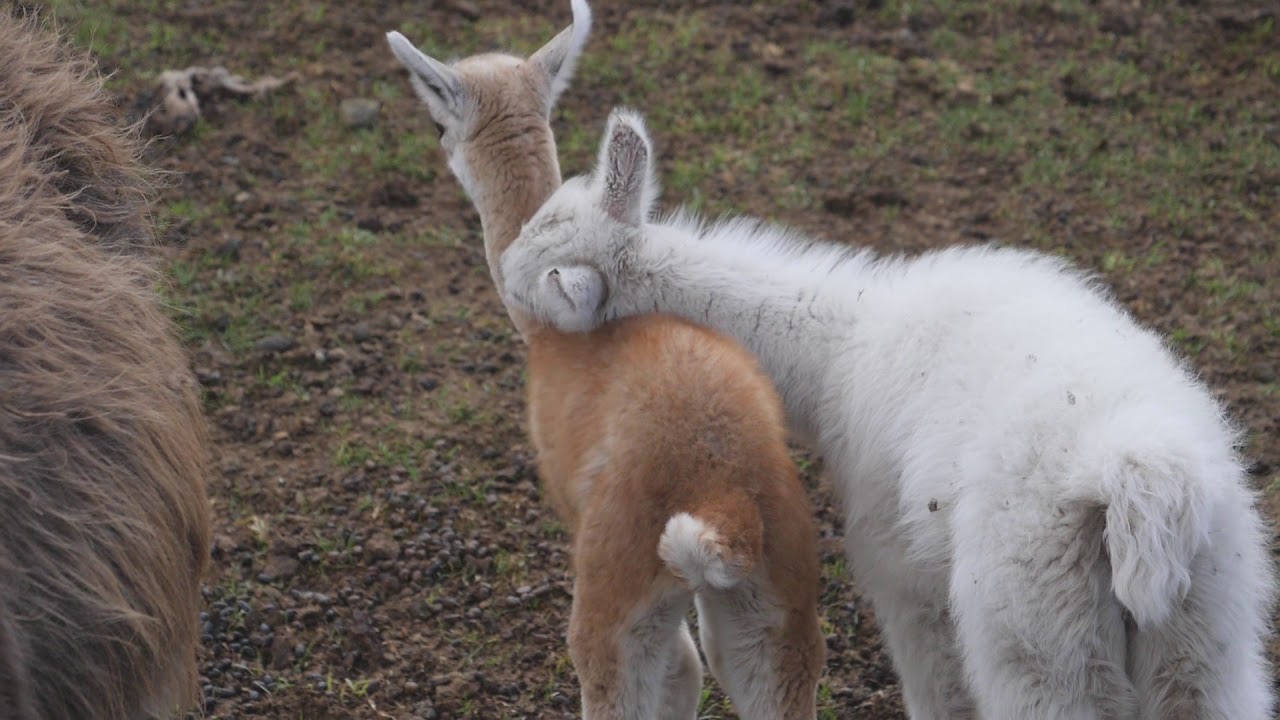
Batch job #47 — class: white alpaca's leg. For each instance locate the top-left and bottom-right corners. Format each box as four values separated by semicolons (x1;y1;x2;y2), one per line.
950;490;1135;720
866;583;976;719
1128;488;1275;720
844;527;976;719
656;621;702;720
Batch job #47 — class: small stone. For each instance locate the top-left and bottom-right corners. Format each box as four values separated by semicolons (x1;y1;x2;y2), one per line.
214;236;243;259
448;0;480;20
269;636;293;670
261;554;299;582
212;534;238;558
195;367;222;386
340;98;381;129
1252;362;1276;384
829;4;855;27
364;533;400;562
254;335;295;353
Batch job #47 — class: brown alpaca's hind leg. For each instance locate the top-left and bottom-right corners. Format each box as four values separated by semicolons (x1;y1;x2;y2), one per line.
567;525;696;720
658;621;703;719
694;579;825;720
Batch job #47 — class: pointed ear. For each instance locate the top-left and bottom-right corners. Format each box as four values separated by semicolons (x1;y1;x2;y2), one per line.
527;0;591;109
386;31;463;123
593;108;659;226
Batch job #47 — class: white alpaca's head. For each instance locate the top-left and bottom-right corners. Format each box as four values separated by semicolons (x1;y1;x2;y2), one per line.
500;107;662;331
385;0;591;201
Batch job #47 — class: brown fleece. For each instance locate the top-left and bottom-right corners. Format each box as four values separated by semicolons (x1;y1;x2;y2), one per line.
0;11;211;720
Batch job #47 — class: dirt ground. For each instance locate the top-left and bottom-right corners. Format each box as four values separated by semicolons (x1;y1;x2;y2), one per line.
42;0;1280;717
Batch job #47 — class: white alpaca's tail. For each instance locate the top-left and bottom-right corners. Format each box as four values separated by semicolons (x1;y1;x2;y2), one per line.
658;511;759;591
1099;456;1213;628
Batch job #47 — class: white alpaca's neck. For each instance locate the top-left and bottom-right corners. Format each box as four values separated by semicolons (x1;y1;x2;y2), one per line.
618;215;874;441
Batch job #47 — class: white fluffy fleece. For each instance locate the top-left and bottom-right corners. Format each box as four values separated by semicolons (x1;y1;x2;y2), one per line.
500;108;1276;720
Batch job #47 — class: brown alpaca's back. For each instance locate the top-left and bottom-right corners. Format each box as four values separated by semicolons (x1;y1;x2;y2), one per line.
527;311;821;610
528;314;799;539
0;13;211;720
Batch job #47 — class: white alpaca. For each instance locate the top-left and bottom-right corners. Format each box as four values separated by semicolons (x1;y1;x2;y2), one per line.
386;6;826;718
500;108;1277;720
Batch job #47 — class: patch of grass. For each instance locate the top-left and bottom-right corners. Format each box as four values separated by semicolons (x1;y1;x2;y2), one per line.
333;435;428;478
414;226;462;249
540;518;566;539
492;549;529;587
339;677;373;701
332;440;375;469
398;347;427;374
1193;257;1265;305
1099;250;1136;275
1169;327;1207;358
288;280;316;311
345;290;386;315
817;681;841;720
697;686;735;718
824;556;850;582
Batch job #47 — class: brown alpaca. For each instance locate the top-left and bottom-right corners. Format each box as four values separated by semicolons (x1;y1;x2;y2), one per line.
0;12;211;720
387;2;826;717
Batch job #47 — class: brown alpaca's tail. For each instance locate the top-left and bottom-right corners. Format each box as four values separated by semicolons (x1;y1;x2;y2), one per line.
658;493;764;590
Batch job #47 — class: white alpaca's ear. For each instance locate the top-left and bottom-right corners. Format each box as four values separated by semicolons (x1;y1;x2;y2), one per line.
386;32;464;125
528;0;592;109
594;108;658;227
537;265;606;332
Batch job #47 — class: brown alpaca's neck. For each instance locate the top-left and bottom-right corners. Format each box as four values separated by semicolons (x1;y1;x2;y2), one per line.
469;137;563;341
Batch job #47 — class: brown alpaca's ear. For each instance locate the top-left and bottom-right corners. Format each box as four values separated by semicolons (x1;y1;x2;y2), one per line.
527;0;592;110
386;32;463;130
594;108;657;227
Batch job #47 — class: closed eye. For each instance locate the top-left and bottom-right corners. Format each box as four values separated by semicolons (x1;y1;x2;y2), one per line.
433;121;445;139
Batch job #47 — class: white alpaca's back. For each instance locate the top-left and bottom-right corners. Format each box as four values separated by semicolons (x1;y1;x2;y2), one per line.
821;246;1235;617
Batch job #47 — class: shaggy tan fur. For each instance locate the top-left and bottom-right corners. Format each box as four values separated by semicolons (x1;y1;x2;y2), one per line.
0;12;211;720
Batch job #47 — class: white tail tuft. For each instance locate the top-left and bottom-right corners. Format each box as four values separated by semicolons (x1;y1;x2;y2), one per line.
1103;460;1210;627
658;513;748;590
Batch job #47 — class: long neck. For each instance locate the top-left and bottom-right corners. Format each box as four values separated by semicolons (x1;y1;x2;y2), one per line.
619;219;870;442
464;131;563;340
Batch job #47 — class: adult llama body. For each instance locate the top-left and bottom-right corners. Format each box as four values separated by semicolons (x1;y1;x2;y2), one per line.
0;12;211;720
